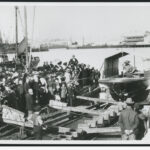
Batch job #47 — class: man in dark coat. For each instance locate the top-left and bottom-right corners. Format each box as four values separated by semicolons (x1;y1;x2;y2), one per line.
23;77;30;94
16;80;24;111
6;88;18;109
85;65;91;85
67;83;75;106
134;103;148;140
119;98;139;140
94;69;101;86
68;55;78;67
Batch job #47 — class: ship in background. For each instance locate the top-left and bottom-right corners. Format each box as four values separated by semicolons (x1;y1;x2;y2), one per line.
68;31;150;49
119;31;150;46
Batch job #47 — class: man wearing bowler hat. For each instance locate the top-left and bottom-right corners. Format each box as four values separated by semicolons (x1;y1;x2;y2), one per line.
119;97;139;140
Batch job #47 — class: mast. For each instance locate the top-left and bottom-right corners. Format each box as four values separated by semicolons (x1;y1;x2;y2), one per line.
24;6;28;70
29;6;36;68
15;6;18;59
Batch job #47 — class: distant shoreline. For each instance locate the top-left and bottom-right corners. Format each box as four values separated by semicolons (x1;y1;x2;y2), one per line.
1;44;150;54
73;44;150;49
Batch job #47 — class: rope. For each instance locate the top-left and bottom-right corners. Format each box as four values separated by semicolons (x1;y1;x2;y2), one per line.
100;63;104;72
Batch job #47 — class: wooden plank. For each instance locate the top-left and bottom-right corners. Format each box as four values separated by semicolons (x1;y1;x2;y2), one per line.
63;106;100;115
81;126;121;134
76;96;117;104
58;127;70;133
49;101;100;116
52;118;69;126
44;114;70;124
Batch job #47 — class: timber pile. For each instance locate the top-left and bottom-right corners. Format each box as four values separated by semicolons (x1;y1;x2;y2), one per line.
76;102;126;135
46;102;126;140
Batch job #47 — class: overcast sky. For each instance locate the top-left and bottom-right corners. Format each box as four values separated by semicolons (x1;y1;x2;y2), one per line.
0;4;150;46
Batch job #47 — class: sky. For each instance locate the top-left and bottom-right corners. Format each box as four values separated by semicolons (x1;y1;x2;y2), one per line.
0;3;150;46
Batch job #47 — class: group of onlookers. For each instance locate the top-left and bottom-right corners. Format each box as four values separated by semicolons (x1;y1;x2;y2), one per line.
0;55;100;117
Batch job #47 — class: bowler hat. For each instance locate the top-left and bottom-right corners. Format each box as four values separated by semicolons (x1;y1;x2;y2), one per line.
125;98;134;105
58;61;62;65
63;62;67;66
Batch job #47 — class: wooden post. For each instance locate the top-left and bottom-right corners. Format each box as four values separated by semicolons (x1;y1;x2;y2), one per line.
103;112;110;125
147;106;150;129
97;116;104;125
15;6;18;59
19;126;24;139
89;121;96;128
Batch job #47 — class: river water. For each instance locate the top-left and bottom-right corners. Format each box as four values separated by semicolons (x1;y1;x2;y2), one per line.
7;47;150;73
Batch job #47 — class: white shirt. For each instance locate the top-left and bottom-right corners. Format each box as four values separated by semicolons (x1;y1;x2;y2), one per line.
64;72;71;83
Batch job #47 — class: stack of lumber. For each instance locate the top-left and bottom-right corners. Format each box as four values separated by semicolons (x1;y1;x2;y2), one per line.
77;102;127;134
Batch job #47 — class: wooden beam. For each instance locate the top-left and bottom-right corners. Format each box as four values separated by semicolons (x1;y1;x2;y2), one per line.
80;126;121;134
49;100;101;115
76;96;117;104
54;105;100;116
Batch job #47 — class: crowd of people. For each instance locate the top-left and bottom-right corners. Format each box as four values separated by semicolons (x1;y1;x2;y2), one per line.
0;55;100;116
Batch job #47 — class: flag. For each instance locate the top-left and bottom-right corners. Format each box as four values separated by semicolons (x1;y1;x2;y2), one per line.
18;38;27;55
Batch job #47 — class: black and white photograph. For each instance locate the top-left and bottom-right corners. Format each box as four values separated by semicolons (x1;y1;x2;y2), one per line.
0;2;150;145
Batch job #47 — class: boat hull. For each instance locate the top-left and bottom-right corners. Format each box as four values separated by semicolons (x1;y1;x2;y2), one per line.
99;77;150;102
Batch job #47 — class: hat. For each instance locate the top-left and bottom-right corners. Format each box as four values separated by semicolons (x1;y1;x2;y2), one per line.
125;98;134;105
34;105;41;112
124;60;130;65
58;61;62;65
63;62;67;66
